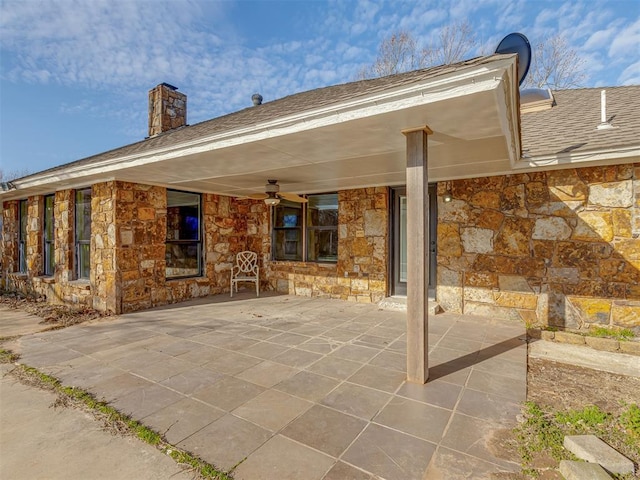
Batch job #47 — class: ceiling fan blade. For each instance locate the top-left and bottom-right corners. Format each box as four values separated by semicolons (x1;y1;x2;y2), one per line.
247;193;268;199
279;192;308;203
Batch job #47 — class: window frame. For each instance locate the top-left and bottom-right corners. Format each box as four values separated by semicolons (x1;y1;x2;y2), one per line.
271;192;338;264
74;188;91;280
43;194;55;276
18;199;28;273
165;189;203;279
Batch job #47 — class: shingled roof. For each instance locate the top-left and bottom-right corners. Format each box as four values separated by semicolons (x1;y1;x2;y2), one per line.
521;85;640;158
10;60;638;187
17;55;507;182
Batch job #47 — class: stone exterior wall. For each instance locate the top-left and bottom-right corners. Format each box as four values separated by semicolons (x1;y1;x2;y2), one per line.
436;163;640;331
4;165;637;328
1;200;19;279
2;190;92;305
54;189;75;284
263;187;389;303
111;184;263;313
91;182;118;312
26;196;44;277
115;182;167;312
0;182;269;313
3;196;50;297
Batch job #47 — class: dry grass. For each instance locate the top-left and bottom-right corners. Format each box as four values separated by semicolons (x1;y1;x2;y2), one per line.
0;291;110;328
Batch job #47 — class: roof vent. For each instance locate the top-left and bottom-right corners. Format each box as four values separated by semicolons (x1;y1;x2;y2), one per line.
252;93;263;106
596;90;616;130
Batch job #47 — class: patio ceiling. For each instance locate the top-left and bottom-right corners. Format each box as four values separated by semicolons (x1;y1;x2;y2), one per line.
3;55;520;200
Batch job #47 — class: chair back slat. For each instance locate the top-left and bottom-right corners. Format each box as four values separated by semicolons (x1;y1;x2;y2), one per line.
236;251;257;273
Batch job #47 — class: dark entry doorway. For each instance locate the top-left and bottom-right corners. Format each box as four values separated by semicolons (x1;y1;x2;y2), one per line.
391;185;437;296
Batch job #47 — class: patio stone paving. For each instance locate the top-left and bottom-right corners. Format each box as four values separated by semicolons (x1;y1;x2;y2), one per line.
2;292;527;479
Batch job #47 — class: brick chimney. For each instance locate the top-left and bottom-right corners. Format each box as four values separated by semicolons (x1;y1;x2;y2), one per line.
148;83;187;137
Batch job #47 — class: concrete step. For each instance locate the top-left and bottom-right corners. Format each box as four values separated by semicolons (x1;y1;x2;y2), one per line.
563;435;635;476
559;460;612;479
529;340;640;378
377;296;441;315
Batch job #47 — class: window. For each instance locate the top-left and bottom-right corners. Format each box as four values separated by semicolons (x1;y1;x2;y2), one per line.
75;188;91;279
43;195;55;276
273;201;303;261
166;190;201;278
18;199;27;273
306;194;338;262
272;193;338;263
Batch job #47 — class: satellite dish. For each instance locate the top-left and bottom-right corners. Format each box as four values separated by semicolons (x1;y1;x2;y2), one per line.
495;32;531;86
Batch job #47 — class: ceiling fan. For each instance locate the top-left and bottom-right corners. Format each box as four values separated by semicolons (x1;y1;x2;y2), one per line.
248;180;307;206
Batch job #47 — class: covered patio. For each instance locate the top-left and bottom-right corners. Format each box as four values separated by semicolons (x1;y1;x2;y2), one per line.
2;54;522;388
7;293;527;479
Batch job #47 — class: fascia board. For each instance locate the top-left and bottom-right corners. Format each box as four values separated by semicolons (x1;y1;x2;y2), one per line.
515;145;640;169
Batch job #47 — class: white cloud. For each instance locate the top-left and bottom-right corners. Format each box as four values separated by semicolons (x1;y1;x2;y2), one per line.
1;0;637;149
493;0;526;32
0;0;234;89
619;60;640;85
584;24;619;51
608;17;640;58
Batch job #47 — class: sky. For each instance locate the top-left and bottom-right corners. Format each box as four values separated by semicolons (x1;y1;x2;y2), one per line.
1;0;639;177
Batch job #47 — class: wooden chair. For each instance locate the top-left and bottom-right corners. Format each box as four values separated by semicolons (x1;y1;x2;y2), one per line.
230;251;259;297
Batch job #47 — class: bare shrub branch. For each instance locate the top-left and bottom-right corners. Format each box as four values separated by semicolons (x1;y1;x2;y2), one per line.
523;34;586;89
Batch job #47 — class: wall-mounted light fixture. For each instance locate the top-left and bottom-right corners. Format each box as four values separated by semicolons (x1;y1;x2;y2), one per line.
443;182;453;203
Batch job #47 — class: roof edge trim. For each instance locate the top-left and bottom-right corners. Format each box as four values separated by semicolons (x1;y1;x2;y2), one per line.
515;144;640;169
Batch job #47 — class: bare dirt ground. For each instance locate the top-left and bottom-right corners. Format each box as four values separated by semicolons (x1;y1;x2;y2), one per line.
527;358;640;417
489;356;640;479
0;291;110;330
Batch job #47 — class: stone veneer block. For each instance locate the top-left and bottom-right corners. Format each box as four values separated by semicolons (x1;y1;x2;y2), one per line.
540;330;555;341
584;336;619;352
460;227;493;254
619;341;640;356
563;435;635;475
494;291;538;310
611;303;640;328
497;275;532;292
574;211;614;241
532;216;572;240
559;460;613;480
589;180;633;208
553;331;586;345
568;297;613;325
526;328;542;340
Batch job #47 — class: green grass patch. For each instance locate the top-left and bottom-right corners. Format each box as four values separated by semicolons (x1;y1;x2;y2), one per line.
620;403;640;441
515;402;640;477
588;326;635;341
516;402;566;466
9;363;233;479
0;348;20;363
555;405;611;431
